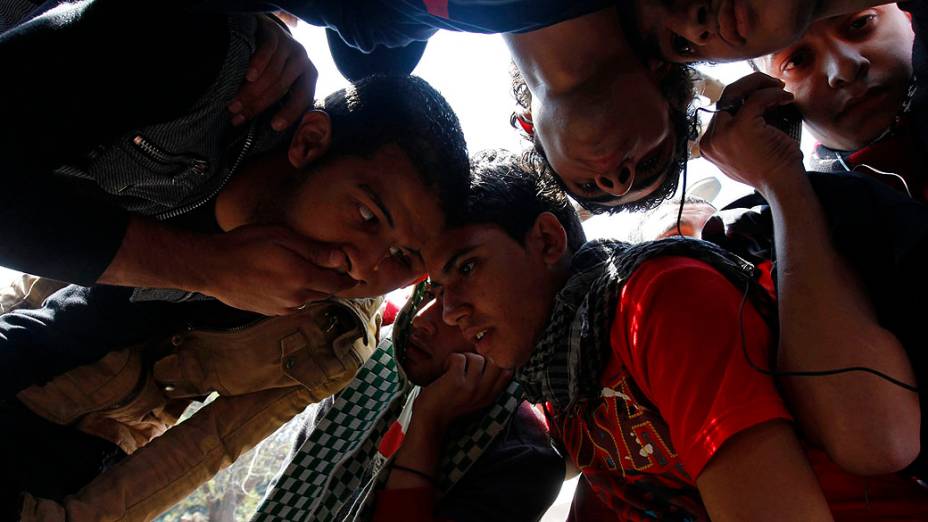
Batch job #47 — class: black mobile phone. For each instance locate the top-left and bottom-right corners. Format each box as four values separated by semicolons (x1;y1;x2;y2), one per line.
764;104;803;142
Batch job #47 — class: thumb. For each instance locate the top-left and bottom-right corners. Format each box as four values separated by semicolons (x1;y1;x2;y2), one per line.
306;244;349;270
272;230;349;269
741;87;795;120
445;352;468;378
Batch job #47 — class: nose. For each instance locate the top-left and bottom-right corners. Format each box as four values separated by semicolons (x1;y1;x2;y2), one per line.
674;1;715;46
342;238;390;284
825;44;869;89
594;163;635;197
411;300;439;338
440;289;471;328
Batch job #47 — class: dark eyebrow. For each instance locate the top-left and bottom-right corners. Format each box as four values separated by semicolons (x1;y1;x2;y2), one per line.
441;246;478;276
360;184;394;228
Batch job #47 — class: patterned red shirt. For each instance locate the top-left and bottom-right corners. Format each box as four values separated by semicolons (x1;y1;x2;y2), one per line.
548;257;928;520
547;256;788;521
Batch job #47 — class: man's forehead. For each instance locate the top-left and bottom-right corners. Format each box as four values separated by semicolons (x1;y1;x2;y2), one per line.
424;224;504;268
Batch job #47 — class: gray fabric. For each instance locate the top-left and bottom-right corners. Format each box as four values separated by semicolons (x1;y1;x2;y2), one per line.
0;0;40;33
51;14;285;220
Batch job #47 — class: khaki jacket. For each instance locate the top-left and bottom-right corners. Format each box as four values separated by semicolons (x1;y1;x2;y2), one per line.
0;274;67;314
19;297;381;522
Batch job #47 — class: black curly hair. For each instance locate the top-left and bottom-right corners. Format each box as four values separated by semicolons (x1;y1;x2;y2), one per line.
319;74;470;220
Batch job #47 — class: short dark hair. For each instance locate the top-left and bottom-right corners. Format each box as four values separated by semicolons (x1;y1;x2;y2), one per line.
509;65;697;215
449;149;586;253
319;75;470;219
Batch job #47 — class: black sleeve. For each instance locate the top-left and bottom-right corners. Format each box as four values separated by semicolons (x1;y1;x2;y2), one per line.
437;405;566;522
0;0;230;284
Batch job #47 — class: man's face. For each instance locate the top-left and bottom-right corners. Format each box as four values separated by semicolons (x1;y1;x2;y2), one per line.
534;66;677;211
425;225;560;370
760;7;914;151
635;0;818;63
401;296;474;386
645;202;716;240
286;145;443;298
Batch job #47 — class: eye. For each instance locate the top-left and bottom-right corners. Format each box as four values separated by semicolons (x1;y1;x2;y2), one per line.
359;204;378;224
671;33;696;58
389;245;412;268
849;13;875;31
579;181;598;195
781;49;809;73
459;260;476;275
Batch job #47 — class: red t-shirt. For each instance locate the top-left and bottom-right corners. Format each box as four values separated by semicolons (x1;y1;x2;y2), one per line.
548;256;928;520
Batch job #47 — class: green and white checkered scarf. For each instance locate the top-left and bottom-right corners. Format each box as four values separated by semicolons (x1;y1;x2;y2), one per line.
253;284;523;522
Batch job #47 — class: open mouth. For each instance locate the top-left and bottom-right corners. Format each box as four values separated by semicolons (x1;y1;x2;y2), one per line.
465;326;491;347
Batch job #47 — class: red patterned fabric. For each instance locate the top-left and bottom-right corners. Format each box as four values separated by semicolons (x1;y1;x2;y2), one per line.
548;257;787;521
550;257;928;520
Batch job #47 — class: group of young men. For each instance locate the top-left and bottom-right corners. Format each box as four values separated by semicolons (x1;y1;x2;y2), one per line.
2;0;928;520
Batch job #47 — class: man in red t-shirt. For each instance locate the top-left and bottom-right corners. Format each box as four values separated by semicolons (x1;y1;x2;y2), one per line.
424;150;928;520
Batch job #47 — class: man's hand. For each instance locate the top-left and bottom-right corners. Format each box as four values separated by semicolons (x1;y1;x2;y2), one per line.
700;72;804;197
228;14;317;131
194;225;357;314
99;218;357;316
413;353;512;431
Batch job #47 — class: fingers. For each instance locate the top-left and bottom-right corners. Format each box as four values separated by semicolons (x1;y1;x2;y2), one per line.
230;15;315;129
739;87;795;120
462;352;487;376
446;352;468;377
295;265;358;300
717;72;783;105
235;47;289;122
247;16;280;83
271;59;317;131
268;228;349;270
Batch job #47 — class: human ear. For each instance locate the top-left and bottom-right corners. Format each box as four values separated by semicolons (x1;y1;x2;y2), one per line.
527;212;569;267
288;110;333;168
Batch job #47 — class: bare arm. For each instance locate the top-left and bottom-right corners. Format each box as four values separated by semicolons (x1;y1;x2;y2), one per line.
98;216;357;315
701;73;920;475
697;421;833;521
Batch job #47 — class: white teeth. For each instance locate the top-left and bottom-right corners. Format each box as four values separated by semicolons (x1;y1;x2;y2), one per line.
475;330;487;341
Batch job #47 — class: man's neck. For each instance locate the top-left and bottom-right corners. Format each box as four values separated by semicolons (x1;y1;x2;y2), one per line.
214;151;294;231
503;5;635;99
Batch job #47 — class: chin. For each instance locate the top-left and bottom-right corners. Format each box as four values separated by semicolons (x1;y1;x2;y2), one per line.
749;1;816;57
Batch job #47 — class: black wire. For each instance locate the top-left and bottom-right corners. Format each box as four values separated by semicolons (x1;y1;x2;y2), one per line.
688;104;917;391
737;280;919;393
675;105;731;238
675;159;687;237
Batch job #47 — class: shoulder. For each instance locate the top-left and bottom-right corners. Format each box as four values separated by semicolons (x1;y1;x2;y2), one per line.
620;255;739;308
437;403;564;522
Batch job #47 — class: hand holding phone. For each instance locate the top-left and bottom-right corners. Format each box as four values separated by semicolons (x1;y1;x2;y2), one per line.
700;72;806;197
